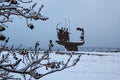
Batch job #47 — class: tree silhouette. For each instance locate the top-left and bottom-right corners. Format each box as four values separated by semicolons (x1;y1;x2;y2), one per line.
0;0;81;79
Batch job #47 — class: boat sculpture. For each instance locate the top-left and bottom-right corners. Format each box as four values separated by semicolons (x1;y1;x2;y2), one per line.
56;24;85;51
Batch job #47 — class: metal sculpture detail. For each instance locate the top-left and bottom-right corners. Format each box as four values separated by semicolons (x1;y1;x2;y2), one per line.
56;24;85;51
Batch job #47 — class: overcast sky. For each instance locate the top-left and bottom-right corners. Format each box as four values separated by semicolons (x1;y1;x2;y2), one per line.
2;0;120;49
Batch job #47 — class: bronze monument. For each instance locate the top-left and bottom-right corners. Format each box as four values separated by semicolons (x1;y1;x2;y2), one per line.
56;24;85;51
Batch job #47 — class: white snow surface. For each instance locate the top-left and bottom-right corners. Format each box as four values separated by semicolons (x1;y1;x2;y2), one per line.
41;51;120;80
1;51;120;80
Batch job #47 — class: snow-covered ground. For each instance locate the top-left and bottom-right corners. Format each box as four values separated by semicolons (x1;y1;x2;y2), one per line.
41;51;120;80
1;51;120;80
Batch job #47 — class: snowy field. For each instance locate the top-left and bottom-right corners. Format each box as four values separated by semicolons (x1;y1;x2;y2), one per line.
1;51;120;80
41;51;120;80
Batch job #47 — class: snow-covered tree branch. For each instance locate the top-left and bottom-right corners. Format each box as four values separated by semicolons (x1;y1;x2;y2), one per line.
0;40;81;79
0;0;81;80
0;0;48;24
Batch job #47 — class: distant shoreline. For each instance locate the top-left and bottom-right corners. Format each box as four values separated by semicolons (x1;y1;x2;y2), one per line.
30;47;120;53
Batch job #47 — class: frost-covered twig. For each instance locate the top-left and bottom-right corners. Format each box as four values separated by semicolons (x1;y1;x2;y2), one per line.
0;0;48;25
0;40;81;79
0;1;81;79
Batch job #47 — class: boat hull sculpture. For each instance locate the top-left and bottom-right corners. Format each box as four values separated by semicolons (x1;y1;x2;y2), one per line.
56;24;85;51
56;40;84;51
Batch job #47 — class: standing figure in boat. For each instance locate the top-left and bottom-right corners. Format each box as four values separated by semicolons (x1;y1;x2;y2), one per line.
64;28;70;42
56;27;70;42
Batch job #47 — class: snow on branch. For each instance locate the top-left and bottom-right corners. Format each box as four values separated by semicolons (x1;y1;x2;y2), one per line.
0;40;81;79
0;0;48;41
0;0;48;25
0;1;81;80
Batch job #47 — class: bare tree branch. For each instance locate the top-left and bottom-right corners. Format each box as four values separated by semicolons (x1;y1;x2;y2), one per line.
0;1;81;80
